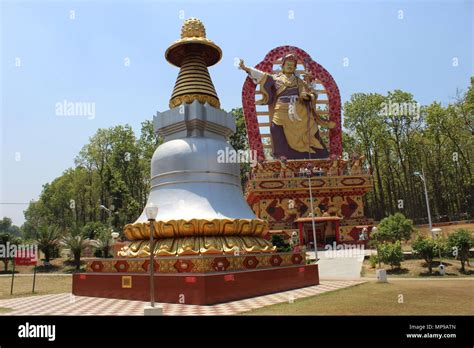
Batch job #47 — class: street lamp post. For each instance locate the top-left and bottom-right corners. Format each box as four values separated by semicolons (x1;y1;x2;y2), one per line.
99;204;115;229
305;165;318;261
99;204;116;257
99;204;115;220
414;168;433;238
145;202;158;308
431;227;444;275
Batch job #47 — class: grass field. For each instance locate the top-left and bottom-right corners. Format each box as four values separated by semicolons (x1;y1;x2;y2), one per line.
243;279;474;315
0;275;472;316
414;222;473;237
362;258;474;277
0;275;72;299
0;258;90;275
402;222;473;251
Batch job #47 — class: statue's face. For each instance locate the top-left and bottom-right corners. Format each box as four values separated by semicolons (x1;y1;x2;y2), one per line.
282;60;296;74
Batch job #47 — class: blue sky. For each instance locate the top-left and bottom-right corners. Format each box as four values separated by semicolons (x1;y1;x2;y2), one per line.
1;0;473;225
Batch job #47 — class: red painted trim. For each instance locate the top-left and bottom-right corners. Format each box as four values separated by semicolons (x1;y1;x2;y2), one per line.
73;266;319;305
298;222;304;245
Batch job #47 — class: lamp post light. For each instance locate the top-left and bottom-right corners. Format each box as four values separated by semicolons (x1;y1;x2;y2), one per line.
144;202;158;309
431;227;445;275
99;204;115;230
414;169;433;238
99;205;117;258
305;165;318;261
371;226;387;282
111;232;120;258
99;204;112;215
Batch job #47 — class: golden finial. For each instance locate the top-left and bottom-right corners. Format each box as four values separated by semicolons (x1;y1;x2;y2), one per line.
180;18;206;39
166;18;222;109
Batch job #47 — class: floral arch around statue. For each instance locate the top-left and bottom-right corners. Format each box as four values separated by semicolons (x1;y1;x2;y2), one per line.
241;45;342;161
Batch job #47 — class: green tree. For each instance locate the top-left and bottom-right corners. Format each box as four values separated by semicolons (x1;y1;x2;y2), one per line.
91;226;114;258
61;226;92;270
34;225;62;266
24;122;162;236
343;82;473;223
372;213;414;243
229;108;251;187
412;235;446;274
377;241;404;270
0;233;21;272
447;228;473;272
0;217;21;237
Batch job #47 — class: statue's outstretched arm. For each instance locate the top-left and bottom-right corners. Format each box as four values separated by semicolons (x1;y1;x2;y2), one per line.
239;59;266;84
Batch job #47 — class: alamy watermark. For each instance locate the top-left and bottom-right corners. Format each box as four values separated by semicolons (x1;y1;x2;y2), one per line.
324;242;365;261
217;147;258;167
55;99;96;120
0;242;38;260
379;101;420;119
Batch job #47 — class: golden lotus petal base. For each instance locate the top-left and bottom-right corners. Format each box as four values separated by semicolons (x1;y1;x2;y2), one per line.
118;236;276;257
124;218;269;241
169;94;220;109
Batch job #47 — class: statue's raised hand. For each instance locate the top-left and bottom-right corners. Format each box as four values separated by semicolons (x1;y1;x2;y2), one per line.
239;59;250;73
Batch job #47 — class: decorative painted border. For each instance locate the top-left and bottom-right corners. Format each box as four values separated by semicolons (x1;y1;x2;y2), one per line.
241;45;342;161
84;252;306;274
247;175;373;193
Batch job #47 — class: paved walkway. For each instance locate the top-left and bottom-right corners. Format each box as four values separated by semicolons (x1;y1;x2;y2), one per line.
0;280;364;316
307;249;371;280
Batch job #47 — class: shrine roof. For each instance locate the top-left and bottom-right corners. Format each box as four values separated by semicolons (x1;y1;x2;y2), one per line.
294;216;342;223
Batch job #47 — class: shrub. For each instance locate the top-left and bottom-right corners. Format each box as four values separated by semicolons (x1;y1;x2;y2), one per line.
91;227;114;258
369;254;379;268
447;229;473;273
271;234;291;252
377;241;404;269
412;235;446;274
372;213;414;243
34;225;62;266
61;226;94;270
0;233;21;272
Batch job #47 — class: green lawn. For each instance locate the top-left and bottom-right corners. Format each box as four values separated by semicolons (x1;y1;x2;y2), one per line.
0;275;72;299
361;258;474;277
243;279;474;315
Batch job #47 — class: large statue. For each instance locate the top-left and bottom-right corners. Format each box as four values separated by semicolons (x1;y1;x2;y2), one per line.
239;54;335;160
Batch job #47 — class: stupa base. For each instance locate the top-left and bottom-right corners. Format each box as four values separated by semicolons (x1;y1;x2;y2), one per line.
72;264;318;305
73;252;318;305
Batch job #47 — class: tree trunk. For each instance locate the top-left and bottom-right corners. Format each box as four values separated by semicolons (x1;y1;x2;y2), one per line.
44;249;50;265
2;259;9;272
427;258;433;274
74;253;81;270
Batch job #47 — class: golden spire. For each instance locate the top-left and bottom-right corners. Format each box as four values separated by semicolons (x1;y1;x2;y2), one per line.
165;18;222;109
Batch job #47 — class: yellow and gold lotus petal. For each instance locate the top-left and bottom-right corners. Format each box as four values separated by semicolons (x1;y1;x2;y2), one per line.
124;218;268;240
118;236;275;257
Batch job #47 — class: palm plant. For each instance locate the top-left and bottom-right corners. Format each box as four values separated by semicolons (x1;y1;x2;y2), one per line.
0;233;21;272
90;227;113;258
34;225;62;266
61;226;93;270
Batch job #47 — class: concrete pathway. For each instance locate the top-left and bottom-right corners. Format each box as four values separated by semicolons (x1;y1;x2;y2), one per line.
307;248;374;280
0;280;364;316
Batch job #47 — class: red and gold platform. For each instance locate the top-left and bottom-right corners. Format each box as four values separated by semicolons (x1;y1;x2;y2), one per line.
73;252;318;305
245;158;374;246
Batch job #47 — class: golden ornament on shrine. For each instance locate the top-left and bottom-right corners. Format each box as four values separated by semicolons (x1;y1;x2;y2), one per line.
166;18;222;109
